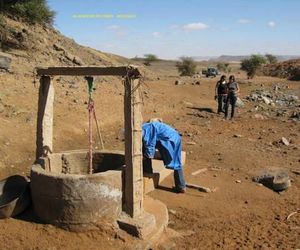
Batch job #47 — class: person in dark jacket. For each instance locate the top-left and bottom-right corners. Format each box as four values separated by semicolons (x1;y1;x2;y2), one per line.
225;75;240;120
215;75;228;114
142;120;186;193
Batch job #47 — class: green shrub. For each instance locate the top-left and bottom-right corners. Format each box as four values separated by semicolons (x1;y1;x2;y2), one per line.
143;54;158;66
265;53;278;64
216;62;230;73
0;14;8;49
176;57;197;76
0;0;55;25
241;54;267;78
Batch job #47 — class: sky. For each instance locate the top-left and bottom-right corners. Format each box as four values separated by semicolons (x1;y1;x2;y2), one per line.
48;0;300;59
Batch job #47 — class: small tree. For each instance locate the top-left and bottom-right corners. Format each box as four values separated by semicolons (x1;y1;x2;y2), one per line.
265;53;278;64
0;14;8;49
176;57;197;76
143;54;158;66
241;54;267;78
216;62;230;73
1;0;55;25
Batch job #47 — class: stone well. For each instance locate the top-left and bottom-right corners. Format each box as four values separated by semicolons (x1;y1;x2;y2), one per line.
30;150;125;231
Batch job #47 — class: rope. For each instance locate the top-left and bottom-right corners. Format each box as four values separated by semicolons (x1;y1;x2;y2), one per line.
85;76;94;174
88;98;93;174
93;108;105;150
85;76;105;174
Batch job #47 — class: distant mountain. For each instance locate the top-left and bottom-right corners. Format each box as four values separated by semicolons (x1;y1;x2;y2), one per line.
192;55;300;62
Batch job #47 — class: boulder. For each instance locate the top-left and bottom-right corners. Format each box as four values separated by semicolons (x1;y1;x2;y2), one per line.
0;52;12;70
72;56;84;65
175;80;183;85
262;96;271;105
236;97;245;107
53;43;65;52
281;137;290;146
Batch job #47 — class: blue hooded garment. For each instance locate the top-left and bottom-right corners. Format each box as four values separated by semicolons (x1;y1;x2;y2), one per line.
142;122;182;170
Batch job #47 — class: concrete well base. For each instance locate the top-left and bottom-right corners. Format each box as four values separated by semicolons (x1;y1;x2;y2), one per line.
30;150;125;231
117;196;169;241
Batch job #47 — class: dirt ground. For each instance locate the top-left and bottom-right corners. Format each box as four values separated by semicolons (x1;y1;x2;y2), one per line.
0;60;299;249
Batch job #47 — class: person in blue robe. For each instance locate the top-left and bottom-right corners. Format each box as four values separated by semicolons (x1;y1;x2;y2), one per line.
142;121;186;193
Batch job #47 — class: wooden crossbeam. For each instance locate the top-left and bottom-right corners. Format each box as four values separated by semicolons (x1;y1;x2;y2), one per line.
36;66;141;77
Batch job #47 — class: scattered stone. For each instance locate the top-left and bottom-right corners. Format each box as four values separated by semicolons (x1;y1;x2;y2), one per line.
186;183;212;193
290;111;300;120
252;169;291;192
175;80;183;85
191;168;208;176
53;43;65;52
168;209;177;215
0;52;12;70
210;166;222;171
246;89;299;112
183;101;193;107
186;141;196;145
262;96;272;105
236;97;245;107
236;180;241;183
281;137;290;146
291;170;300;175
73;56;83;65
254;114;265;120
234;134;242;138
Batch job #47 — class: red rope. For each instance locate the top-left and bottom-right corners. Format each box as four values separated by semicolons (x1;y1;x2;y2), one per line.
88;99;94;174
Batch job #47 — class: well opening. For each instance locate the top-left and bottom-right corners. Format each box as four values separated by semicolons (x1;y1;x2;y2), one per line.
47;151;125;175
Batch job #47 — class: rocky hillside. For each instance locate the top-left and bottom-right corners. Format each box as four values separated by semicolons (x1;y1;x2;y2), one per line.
263;59;300;81
0;16;133;73
0;15;145;172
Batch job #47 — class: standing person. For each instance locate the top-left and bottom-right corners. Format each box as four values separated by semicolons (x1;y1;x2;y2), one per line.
142;120;186;193
215;75;228;114
225;75;240;120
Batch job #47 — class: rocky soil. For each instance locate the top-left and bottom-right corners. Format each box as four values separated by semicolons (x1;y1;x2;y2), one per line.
0;17;299;250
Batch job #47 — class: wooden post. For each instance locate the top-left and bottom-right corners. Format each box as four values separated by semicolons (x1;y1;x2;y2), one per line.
124;77;143;218
36;76;54;159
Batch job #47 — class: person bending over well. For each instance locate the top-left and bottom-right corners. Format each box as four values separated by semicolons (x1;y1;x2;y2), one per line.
142;120;186;193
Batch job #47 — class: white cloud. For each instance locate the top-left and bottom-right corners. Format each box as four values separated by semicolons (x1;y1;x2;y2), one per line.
106;25;128;37
152;32;161;38
106;25;121;30
238;19;252;24
182;22;209;31
268;21;276;27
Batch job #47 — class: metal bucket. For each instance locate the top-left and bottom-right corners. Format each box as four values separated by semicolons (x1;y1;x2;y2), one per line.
0;175;30;219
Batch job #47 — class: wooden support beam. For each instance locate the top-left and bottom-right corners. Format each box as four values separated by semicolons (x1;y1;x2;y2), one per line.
36;66;141;77
36;76;54;159
124;77;143;218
